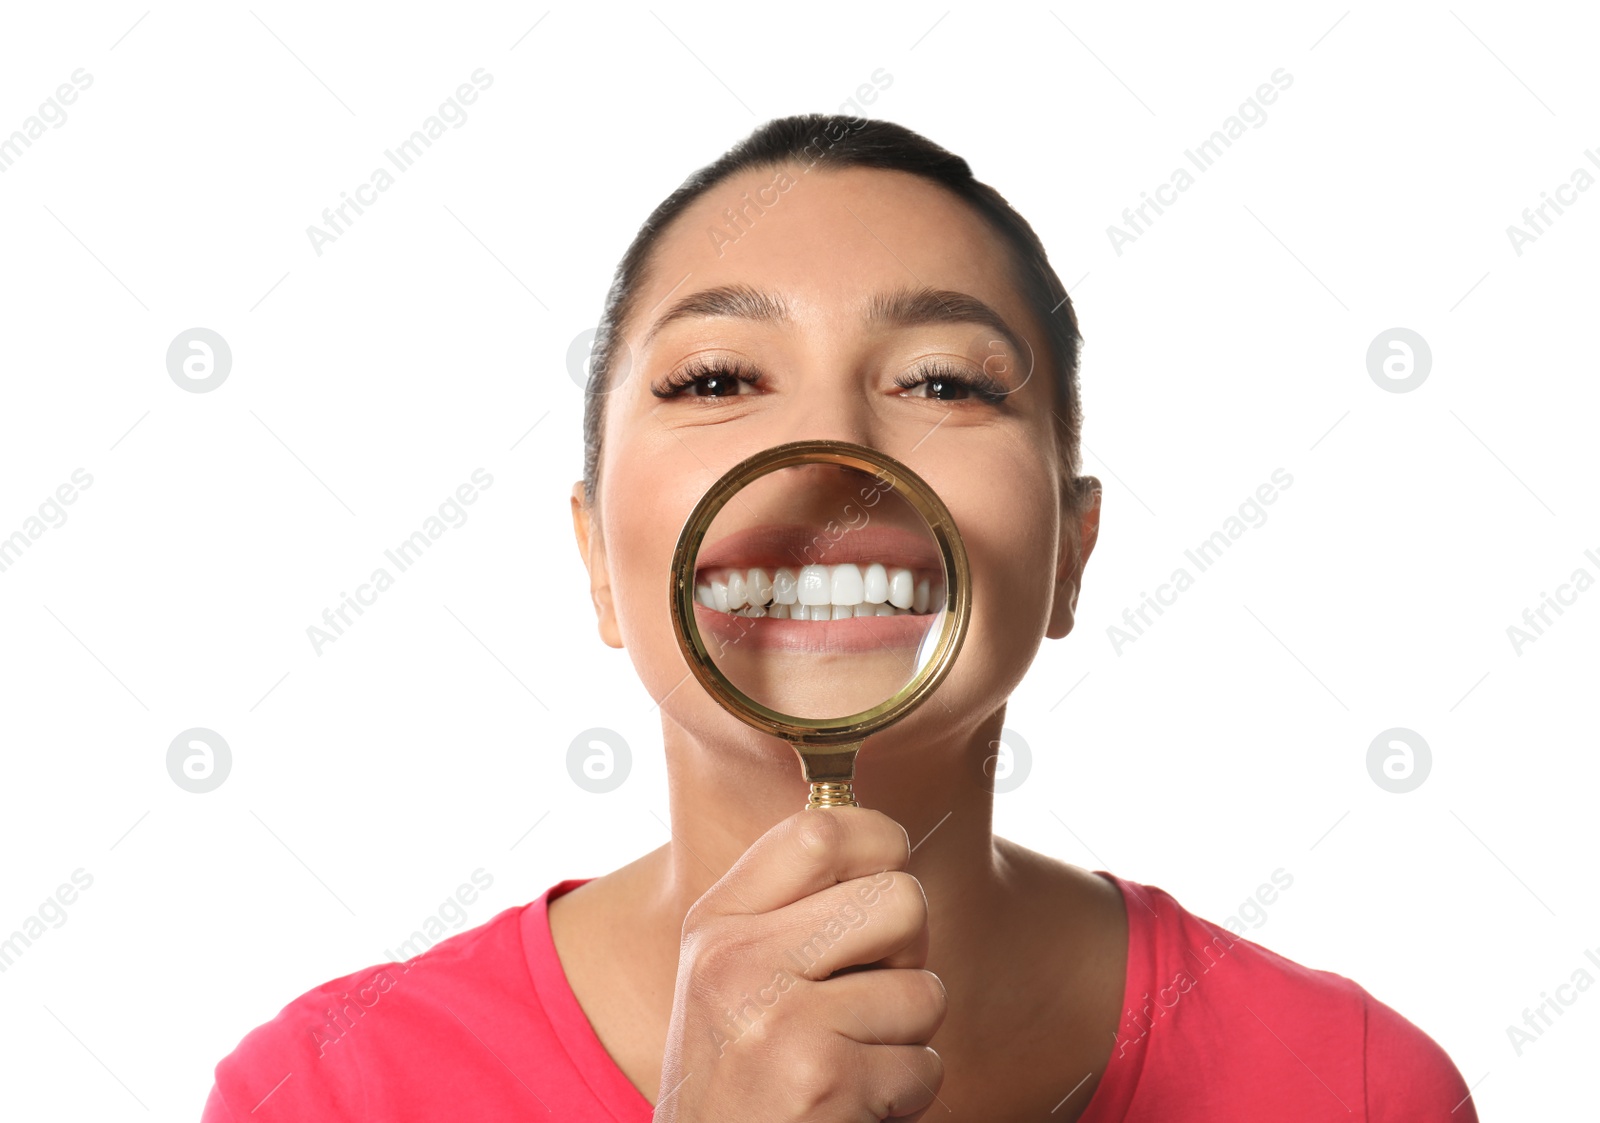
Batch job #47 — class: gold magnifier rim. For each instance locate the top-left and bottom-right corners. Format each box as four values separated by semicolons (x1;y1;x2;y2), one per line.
668;438;971;747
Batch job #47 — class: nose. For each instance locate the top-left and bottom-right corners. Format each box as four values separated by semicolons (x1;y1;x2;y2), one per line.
771;364;896;458
779;462;872;516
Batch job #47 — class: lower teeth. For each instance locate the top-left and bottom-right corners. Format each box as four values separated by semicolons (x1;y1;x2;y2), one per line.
725;602;922;620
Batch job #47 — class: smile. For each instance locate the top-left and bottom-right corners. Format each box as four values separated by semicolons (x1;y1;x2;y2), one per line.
694;563;944;619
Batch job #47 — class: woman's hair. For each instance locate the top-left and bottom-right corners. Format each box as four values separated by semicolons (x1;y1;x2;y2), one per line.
581;113;1089;516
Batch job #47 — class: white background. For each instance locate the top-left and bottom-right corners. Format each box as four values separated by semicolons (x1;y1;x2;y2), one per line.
1;2;1595;1118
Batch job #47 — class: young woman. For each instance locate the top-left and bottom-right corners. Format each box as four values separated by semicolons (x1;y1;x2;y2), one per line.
202;115;1476;1121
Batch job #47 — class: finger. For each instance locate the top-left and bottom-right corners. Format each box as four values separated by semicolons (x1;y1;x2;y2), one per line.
858;1043;945;1120
695;807;911;919
768;870;927;979
872;915;929;971
820;968;947;1046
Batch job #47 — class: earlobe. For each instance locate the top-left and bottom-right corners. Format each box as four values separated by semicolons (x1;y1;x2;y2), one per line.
1045;477;1102;641
570;482;624;649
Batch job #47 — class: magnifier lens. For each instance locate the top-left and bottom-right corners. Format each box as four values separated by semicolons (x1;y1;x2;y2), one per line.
687;462;949;722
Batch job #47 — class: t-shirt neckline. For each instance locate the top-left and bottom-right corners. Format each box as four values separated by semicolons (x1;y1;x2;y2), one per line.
522;870;1145;1121
522;879;656;1118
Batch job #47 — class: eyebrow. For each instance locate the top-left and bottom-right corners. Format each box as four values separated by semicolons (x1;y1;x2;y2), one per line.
639;282;1028;361
867;286;1028;363
641;283;790;350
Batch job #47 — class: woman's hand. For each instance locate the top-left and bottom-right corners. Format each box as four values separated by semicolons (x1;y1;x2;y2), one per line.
655;806;948;1121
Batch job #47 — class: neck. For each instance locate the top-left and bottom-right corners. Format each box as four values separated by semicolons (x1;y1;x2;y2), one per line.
645;706;1019;1006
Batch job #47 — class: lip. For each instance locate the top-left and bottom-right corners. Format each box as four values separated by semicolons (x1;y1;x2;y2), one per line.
691;599;940;656
694;522;942;574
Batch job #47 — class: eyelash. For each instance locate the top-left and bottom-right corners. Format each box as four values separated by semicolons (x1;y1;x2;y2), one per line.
652;355;764;399
651;357;1008;405
893;360;1008;405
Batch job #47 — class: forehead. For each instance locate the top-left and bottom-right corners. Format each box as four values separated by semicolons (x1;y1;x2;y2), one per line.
636;164;1029;337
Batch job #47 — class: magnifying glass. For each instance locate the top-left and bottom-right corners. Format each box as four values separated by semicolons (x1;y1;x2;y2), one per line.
668;439;971;811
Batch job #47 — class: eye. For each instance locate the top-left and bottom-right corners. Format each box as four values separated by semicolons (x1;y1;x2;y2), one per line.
651;356;762;400
894;360;1008;405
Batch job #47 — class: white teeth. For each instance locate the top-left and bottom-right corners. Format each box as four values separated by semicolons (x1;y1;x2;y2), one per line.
747;567;773;607
888;568;914;609
772;567;798;605
863;563;888;604
831;563;864;605
696;563;937;619
797;565;830;606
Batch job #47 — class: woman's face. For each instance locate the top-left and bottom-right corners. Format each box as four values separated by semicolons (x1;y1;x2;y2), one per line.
572;164;1099;760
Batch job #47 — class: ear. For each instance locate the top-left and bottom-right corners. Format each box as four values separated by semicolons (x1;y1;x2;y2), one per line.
570;481;624;649
1045;476;1101;640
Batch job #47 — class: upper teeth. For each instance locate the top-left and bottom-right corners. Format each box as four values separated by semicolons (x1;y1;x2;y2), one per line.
696;563;941;619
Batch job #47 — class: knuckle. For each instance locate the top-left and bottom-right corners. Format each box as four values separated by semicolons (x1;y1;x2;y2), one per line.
680;897;730;947
880;1047;944;1118
783;1050;838;1112
683;914;757;977
680;897;712;936
793;807;847;864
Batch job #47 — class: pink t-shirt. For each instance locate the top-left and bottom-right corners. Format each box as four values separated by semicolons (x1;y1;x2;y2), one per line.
201;873;1477;1120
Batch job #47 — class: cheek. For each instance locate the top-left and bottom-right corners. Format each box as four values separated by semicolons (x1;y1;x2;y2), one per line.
929;455;1059;701
970;500;1057;636
600;455;702;694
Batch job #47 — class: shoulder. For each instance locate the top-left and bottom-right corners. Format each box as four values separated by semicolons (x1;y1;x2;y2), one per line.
201;901;535;1121
1096;873;1474;1120
1360;985;1479;1121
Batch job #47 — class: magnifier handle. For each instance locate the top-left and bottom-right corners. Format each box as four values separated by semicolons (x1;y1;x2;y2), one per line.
797;743;862;810
806;781;858;810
